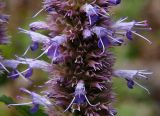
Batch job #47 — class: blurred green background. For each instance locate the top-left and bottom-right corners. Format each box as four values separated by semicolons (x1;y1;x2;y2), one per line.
0;0;160;116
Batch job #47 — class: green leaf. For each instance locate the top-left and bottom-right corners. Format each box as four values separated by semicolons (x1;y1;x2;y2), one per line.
0;95;48;116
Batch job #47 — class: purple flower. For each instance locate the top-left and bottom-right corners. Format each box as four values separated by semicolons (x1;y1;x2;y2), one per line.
90;14;100;26
92;26;123;54
98;36;110;48
30;42;39;51
2;59;21;69
30;104;40;113
1;57;50;82
8;69;19;79
81;3;110;25
108;0;121;5
24;68;33;78
73;94;86;104
18;28;50;44
126;31;133;40
34;35;67;63
64;80;98;112
113;69;152;93
8;88;52;113
83;29;92;39
112;18;152;44
3;57;50;72
29;21;49;31
110;108;117;116
16;57;50;72
81;4;99;25
18;28;51;56
126;79;135;89
111;38;124;46
19;27;67;62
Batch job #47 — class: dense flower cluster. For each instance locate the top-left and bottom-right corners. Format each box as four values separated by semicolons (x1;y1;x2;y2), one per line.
1;0;152;116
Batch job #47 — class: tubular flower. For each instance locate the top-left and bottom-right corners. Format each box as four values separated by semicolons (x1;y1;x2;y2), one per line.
8;88;52;113
113;70;152;94
1;57;50;81
5;0;152;116
64;80;98;112
29;21;49;31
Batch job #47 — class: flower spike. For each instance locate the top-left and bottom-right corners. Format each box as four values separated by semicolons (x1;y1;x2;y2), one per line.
5;0;153;115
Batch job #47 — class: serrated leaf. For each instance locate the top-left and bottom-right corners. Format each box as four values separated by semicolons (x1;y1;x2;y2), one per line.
0;95;48;116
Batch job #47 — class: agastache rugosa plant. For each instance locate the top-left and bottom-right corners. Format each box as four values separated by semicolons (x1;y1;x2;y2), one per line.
3;0;153;115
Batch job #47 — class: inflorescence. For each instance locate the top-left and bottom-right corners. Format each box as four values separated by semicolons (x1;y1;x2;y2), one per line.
0;0;152;116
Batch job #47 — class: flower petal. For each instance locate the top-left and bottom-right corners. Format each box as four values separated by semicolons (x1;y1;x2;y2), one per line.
30;42;39;51
30;104;40;113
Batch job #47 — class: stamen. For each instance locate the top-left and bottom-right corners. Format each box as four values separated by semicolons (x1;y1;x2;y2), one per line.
136;20;147;24
133;27;152;30
16;70;29;82
108;35;123;43
89;16;92;25
0;62;10;73
20;88;32;94
7;68;29;78
117;17;128;23
64;97;75;112
34;43;54;60
51;46;58;64
8;102;33;106
22;46;30;57
32;8;44;18
90;0;97;4
98;12;108;18
139;71;153;75
99;37;105;55
133;80;150;94
135;24;148;27
84;95;98;107
138;74;148;79
90;7;98;15
131;31;152;45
